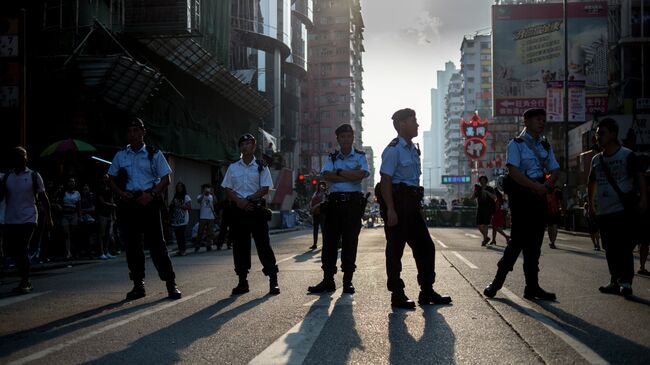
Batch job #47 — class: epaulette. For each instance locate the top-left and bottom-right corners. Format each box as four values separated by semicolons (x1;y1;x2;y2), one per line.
330;150;339;163
513;137;524;143
387;138;399;147
354;148;365;155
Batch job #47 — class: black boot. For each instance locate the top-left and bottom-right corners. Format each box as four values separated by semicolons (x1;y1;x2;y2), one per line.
308;276;336;293
391;291;416;309
231;276;250;296
418;288;452;305
524;286;556;301
166;280;182;300
269;274;280;295
342;272;355;294
126;280;146;300
484;270;507;298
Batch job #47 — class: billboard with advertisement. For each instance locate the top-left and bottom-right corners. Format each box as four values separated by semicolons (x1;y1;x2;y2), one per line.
492;2;608;118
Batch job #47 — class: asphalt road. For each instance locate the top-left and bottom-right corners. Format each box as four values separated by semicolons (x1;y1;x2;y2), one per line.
1;227;649;364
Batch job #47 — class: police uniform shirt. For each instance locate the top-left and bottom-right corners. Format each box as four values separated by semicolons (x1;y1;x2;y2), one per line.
107;144;172;192
321;149;370;193
506;132;560;179
221;158;273;198
380;137;421;186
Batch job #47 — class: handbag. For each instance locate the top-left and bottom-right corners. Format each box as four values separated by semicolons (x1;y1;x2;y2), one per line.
598;154;638;213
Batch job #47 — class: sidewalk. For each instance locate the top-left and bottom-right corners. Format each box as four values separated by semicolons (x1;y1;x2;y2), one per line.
1;226;307;279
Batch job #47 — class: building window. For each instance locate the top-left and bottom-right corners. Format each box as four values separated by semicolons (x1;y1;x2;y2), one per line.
481;42;490;49
467;77;475;83
481;77;491;84
467;64;475;71
337;110;349;118
466;41;474;48
335;16;348;24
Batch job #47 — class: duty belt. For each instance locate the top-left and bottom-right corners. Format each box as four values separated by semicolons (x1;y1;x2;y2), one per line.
392;183;424;199
328;192;363;203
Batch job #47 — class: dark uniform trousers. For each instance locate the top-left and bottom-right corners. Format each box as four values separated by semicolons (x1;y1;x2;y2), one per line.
381;187;436;292
4;224;36;282
118;197;175;282
597;211;635;284
230;206;278;277
495;186;547;288
321;193;363;276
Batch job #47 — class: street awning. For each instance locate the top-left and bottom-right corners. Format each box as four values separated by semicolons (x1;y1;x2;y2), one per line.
141;37;272;119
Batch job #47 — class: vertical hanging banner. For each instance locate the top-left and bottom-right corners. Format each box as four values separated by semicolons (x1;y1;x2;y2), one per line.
546;81;563;122
0;17;19;109
568;80;586;122
492;2;608;118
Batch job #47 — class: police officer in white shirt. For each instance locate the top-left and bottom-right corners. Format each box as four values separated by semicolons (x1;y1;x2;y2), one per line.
108;118;181;300
221;133;280;296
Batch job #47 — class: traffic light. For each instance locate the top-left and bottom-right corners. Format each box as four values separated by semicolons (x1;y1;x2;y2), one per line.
295;174;307;197
299;174;305;181
311;179;317;185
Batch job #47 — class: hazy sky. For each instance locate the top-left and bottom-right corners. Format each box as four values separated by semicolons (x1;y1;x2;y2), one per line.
361;0;492;178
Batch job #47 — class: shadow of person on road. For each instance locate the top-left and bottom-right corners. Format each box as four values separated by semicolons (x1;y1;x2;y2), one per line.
300;294;363;365
388;307;456;365
293;249;320;263
0;297;168;358
83;294;271;365
493;297;650;363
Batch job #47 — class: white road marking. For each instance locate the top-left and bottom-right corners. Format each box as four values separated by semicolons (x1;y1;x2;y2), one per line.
465;233;481;239
0;291;50;308
437;240;449;248
251;289;347;365
7;288;215;365
499;287;610;365
451;251;479;269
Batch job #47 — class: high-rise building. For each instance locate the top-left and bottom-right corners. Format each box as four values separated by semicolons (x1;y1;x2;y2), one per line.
443;72;464;198
301;0;365;175
230;0;312;171
424;61;457;197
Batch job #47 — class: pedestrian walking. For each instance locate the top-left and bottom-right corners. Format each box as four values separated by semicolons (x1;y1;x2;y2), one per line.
583;202;601;251
60;177;80;259
307;124;368;294
546;186;563;249
484;108;560;301
221;133;280;296
96;174;117;259
108;117;181;300
473;175;496;246
378;108;451;309
489;190;510;245
309;181;328;250
79;183;97;258
169;182;191;256
0;147;53;294
195;184;216;252
587;118;647;297
215;199;233;250
637;155;650;276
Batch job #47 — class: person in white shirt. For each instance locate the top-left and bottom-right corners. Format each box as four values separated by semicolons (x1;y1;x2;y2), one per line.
60;177;81;259
221;133;279;296
1;147;52;294
195;184;216;252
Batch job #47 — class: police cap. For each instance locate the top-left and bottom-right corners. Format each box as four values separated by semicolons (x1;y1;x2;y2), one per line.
335;123;354;136
523;108;546;120
238;133;256;145
127;117;145;129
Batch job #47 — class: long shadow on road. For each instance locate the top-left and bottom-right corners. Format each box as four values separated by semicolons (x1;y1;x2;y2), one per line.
83;295;271;365
0;298;168;358
388;307;456;365
493;297;650;364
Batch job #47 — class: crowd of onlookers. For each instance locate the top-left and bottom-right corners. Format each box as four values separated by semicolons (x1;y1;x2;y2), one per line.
0;174;235;269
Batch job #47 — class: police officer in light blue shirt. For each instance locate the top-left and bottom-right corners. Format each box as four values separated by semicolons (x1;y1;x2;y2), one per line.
484;108;560;301
108;117;181;301
307;123;369;294
379;108;451;309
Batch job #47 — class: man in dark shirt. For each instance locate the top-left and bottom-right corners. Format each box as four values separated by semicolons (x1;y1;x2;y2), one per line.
473;176;496;246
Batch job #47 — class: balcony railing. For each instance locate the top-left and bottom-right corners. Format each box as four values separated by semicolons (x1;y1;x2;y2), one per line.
124;0;200;36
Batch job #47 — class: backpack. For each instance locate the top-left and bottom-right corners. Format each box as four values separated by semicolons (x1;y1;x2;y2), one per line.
0;170;40;203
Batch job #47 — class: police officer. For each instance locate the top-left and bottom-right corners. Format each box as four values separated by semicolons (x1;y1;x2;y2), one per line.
484;108;560;300
379;108;451;309
108;117;181;300
221;133;280;296
308;123;369;294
